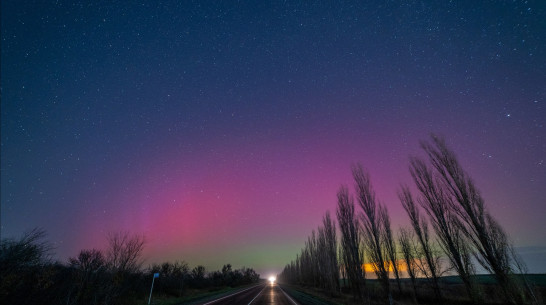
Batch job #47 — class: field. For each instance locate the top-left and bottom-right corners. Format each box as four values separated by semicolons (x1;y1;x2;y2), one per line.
278;274;546;305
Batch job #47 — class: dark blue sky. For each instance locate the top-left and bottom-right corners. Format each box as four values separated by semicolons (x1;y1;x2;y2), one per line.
2;1;545;274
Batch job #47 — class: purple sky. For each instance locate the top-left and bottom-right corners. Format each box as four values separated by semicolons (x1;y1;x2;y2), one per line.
2;1;545;276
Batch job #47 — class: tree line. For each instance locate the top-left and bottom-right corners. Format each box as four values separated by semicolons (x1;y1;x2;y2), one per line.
278;135;539;305
0;230;260;305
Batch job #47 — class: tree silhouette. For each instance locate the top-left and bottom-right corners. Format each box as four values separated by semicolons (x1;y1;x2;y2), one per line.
190;265;206;288
318;212;339;296
353;164;391;304
106;232;145;274
409;156;480;303
382;205;402;294
420;135;523;304
280;136;534;305
398;227;419;304
69;249;107;304
399;186;442;301
0;228;52;305
336;185;366;300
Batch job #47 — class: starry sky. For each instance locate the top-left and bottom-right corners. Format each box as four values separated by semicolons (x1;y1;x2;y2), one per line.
1;1;545;276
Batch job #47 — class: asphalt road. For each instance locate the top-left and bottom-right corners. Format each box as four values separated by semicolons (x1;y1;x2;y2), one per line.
199;283;299;305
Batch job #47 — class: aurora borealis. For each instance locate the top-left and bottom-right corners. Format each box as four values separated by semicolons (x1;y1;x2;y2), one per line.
1;1;545;276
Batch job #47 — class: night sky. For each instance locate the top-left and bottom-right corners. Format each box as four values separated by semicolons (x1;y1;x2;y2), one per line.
2;1;545;276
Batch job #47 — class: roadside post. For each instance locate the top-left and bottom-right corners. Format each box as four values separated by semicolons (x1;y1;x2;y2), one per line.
148;272;160;305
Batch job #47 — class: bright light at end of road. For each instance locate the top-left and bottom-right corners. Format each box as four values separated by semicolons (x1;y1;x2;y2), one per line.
268;276;276;284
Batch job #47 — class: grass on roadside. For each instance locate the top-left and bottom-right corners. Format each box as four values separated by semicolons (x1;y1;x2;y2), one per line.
280;284;344;305
135;283;261;305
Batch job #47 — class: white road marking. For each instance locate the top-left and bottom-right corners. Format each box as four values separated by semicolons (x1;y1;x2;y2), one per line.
247;284;267;304
278;285;299;305
202;284;262;305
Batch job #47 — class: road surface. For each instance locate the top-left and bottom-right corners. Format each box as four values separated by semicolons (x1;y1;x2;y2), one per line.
198;283;299;305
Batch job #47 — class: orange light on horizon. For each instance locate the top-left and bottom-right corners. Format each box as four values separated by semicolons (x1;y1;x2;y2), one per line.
362;259;408;273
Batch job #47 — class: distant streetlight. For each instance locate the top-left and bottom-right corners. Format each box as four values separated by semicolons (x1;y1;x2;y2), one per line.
148;273;160;305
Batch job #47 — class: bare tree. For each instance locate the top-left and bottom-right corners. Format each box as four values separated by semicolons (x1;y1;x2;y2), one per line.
70;249;105;273
165;260;189;297
279;212;339;295
0;228;51;271
69;249;107;304
284;230;319;287
191;265;205;279
410;157;479;303
106;232;145;274
318;212;340;296
317;228;327;289
308;230;319;287
353;164;391;304
420;135;523;304
399;228;419;304
399;186;442;301
0;228;53;305
336;185;365;300
338;246;347;289
382;206;402;294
